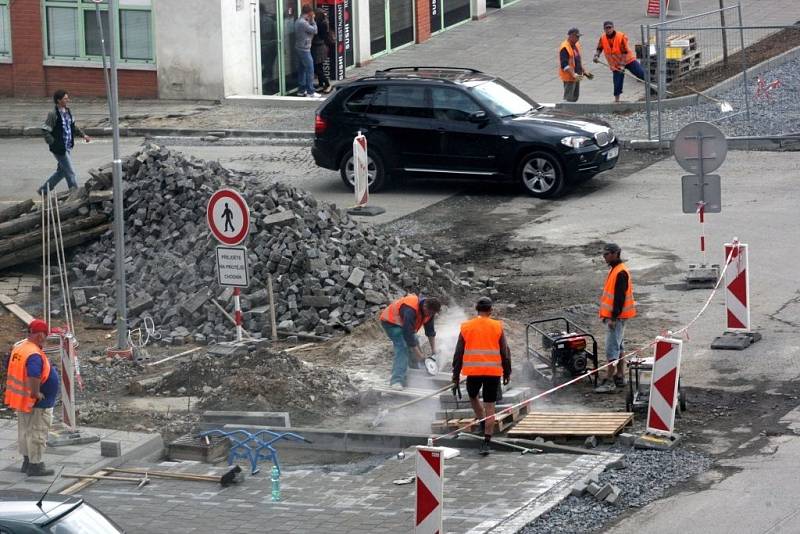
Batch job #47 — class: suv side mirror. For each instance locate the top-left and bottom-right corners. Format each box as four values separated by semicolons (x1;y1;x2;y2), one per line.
468;110;488;123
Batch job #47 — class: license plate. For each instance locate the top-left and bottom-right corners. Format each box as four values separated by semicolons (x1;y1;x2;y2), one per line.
606;146;619;160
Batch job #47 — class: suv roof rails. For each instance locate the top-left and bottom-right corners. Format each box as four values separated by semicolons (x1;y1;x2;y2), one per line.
376;66;483;74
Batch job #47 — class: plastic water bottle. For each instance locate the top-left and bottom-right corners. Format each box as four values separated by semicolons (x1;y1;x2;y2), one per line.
271;465;281;502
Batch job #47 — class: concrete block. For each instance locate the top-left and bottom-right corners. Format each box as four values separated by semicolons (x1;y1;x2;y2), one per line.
262;210;296;227
584;435;597;449
604;484;622;504
201;411;290;428
594;483;613;501
617;433;636;447
586;482;603;496
346;267;365;287
570;481;588;497
207;343;248;357
100;440;122;457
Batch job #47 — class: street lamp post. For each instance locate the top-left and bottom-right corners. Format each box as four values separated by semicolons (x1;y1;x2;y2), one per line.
95;0;128;351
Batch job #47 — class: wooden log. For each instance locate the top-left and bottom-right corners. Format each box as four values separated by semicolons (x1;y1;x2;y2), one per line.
0;199;35;224
0;199;87;238
0;214;107;255
0;223;110;270
88;190;113;203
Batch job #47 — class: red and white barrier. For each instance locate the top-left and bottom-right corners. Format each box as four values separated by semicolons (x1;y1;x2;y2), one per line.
723;241;750;331
415;446;444;534
353;132;369;208
646;337;683;437
59;334;77;432
233;287;243;342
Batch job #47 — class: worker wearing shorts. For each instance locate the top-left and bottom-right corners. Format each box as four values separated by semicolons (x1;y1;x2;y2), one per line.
452;297;511;455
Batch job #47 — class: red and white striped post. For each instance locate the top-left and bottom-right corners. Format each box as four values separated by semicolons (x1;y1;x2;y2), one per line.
697;201;707;264
353;131;369;208
59;334;77;432
723;240;750;332
233;287;243;342
415;446;444;534
646;337;683;437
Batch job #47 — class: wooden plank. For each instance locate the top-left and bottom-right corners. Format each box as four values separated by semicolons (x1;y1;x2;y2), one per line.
508;411;633;439
60;469;111;495
0;294;34;325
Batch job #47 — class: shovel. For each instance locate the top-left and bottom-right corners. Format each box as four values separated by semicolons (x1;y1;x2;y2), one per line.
687;86;734;112
371;383;453;428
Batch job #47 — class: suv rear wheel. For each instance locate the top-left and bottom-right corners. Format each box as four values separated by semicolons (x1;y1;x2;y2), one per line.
339;149;388;192
518;151;565;198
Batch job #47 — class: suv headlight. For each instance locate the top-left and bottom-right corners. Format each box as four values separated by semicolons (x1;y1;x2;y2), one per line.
560;135;592;148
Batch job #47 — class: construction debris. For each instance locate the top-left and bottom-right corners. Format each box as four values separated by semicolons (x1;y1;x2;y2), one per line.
64;145;481;343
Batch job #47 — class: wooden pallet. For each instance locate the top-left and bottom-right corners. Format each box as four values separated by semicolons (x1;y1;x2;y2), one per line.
431;403;529;434
507;411;634;440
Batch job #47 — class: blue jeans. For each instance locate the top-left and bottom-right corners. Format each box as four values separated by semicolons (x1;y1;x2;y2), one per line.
612;60;646;96
40;150;78;193
296;49;315;95
383;323;410;386
605;319;626;360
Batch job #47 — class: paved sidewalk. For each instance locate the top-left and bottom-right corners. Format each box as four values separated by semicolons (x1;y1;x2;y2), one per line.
73;449;618;533
0;416;162;493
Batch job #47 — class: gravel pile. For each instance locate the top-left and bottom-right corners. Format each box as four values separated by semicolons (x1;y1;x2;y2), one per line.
521;448;712;533
158;346;360;420
70;145;480;344
593;54;800;139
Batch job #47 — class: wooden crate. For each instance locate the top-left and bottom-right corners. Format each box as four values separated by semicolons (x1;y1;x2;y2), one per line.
507;411;634;441
168;434;230;463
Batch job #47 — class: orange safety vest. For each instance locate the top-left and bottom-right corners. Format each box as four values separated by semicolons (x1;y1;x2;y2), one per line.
460;316;504;377
4;339;51;413
599;263;637;319
379;294;430;332
558;40;582;82
599;31;636;71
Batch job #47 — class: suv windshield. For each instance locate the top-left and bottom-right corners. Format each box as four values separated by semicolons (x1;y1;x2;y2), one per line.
467;79;539;117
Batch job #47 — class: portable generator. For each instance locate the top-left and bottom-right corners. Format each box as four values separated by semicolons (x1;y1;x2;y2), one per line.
524;317;598;385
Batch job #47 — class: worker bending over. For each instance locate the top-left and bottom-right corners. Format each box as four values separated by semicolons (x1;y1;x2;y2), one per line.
380;294;441;390
452;297;511;456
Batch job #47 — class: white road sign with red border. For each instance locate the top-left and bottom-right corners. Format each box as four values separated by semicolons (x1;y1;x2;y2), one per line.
207;188;250;245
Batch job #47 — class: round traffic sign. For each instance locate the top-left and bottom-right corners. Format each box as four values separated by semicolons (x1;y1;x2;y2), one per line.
673;121;728;175
206;188;250;245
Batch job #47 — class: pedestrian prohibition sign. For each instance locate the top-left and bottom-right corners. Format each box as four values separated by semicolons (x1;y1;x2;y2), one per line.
207;188;250;245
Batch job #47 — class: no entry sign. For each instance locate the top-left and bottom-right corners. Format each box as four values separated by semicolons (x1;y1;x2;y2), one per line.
207;188;250;245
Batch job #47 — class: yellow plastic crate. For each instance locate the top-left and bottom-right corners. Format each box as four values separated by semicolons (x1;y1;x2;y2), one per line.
666;47;685;59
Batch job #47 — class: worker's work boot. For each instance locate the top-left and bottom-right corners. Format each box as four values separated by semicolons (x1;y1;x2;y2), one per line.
20;456;29;473
27;463;55;477
594;379;616;394
614;376;626;388
479;441;492;456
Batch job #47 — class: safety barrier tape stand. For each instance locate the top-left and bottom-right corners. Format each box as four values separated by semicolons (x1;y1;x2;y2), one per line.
686;201;719;289
346;131;386;217
414;440;459;534
634;336;684;450
710;239;762;350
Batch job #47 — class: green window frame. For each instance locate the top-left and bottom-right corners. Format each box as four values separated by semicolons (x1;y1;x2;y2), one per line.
0;0;11;58
42;0;154;64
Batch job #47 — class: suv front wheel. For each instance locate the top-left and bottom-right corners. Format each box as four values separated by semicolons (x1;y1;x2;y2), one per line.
517;151;565;198
339;149;388;192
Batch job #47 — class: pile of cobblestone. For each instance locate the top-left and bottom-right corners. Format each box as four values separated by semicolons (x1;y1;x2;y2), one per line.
70;145;471;344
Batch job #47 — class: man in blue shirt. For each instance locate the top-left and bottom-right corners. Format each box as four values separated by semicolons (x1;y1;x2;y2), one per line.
39;89;91;196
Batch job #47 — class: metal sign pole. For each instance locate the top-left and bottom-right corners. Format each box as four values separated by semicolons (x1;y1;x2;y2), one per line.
105;0;129;351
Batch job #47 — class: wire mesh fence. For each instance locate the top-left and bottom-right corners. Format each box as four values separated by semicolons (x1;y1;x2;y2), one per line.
639;5;800;141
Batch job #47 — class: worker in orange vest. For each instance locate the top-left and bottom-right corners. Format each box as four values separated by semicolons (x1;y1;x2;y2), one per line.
4;319;60;476
451;297;511;456
594;243;636;393
558;28;593;103
593;21;646;103
379;294;441;390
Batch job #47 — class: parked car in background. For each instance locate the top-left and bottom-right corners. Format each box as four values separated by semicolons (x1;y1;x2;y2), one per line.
0;491;124;533
312;67;619;198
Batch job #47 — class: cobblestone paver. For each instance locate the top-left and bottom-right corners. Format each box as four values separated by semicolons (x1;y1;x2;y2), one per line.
75;449;617;533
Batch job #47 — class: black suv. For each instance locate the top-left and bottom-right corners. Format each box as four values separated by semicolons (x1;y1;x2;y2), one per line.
312;67;619;198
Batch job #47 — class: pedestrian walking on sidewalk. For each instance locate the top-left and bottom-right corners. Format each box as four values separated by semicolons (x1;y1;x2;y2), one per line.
451;297;511;455
593;21;646;103
594;243;636;393
312;8;334;94
295;4;319;98
3;319;60;476
558;28;593;103
38;90;91;196
379;294;441;390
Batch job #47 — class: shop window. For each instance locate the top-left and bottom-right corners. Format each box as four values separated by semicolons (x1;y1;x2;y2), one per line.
388;0;413;48
369;0;386;55
0;0;10;57
44;0;153;63
443;0;470;28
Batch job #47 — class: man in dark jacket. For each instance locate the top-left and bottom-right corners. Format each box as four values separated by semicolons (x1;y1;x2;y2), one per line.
38;90;91;196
